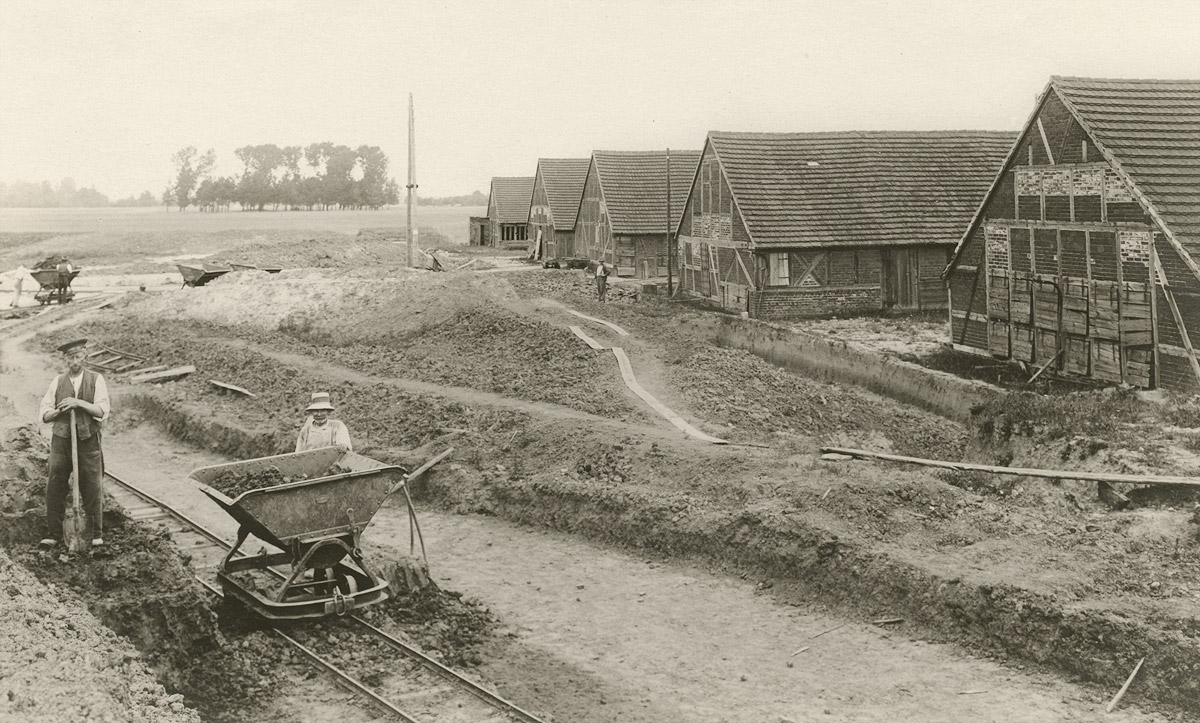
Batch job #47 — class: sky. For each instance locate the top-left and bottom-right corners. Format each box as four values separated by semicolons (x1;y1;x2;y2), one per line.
1;0;1199;200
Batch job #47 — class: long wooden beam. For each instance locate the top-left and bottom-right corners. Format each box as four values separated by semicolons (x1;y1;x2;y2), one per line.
821;446;1200;487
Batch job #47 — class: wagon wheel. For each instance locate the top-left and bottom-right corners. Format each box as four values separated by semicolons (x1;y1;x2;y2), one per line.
334;569;359;596
310;566;358;596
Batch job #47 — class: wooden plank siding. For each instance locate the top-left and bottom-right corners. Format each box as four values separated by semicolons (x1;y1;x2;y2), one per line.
947;76;1200;390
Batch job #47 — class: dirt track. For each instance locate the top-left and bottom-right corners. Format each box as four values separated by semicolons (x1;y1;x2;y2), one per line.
1;229;1197;721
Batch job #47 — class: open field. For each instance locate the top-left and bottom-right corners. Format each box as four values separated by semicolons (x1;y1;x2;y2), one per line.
0;205;483;245
0;223;1197;722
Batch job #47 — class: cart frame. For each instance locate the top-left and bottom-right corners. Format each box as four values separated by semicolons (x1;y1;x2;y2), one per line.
191;447;409;620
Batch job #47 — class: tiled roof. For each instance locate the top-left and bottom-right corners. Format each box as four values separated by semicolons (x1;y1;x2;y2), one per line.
1051;76;1200;260
536;158;591;230
707;131;1016;248
593;150;701;234
489;177;534;223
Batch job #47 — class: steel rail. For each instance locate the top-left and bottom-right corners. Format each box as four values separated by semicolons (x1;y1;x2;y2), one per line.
105;470;230;548
104;469;546;723
106;470;425;722
349;613;545;723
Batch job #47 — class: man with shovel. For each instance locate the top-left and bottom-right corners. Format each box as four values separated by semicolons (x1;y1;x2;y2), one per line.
38;338;110;551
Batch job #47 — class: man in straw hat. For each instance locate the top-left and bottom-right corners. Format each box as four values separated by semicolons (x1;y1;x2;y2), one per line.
295;391;353;453
38;338;110;549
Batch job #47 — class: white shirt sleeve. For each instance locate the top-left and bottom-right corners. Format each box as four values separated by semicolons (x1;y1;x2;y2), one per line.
92;374;110;422
333;421;353;451
39;376;60;423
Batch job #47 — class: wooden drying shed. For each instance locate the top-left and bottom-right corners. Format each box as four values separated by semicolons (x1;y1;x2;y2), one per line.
575;150;701;279
946;76;1200;390
527;158;591;262
486;176;534;249
468;216;489;246
675;131;1014;318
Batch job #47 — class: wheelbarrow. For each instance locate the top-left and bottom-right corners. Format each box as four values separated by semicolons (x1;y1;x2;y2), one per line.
31;267;81;304
229;262;283;274
190;446;410;620
177;262;232;288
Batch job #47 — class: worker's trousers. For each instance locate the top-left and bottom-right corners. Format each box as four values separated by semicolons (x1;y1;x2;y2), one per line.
46;433;104;541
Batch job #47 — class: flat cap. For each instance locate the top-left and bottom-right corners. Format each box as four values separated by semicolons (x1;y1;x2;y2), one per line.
56;338;88;354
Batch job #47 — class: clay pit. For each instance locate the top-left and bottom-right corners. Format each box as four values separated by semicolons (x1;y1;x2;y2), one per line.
1;227;1198;722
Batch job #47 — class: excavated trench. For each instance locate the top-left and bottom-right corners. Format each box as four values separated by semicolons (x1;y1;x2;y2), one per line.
10;289;1200;718
121;384;1200;717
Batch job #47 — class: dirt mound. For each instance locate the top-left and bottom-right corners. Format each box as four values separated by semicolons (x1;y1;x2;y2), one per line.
0;548;200;723
125;269;521;338
0;424;212;721
670;345;968;457
294;306;640;418
356;586;499;668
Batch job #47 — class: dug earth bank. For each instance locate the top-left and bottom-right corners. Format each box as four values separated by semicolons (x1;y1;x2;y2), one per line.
1;232;1197;721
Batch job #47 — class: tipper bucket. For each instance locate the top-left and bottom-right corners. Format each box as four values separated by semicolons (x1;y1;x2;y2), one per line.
190;447;408;620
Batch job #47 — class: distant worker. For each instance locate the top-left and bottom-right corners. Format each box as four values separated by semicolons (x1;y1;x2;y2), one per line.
39;338;110;549
595;259;610;302
9;267;25;307
54;259;75;304
295;392;353;453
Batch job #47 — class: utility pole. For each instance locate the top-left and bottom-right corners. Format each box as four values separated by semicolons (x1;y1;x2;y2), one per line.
406;93;417;268
666;148;673;297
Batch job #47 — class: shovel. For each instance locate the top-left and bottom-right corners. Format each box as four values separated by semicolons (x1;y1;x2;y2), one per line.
63;409;89;554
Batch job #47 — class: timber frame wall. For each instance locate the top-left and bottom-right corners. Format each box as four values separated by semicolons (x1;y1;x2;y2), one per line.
948;89;1200;390
528;172;556;259
576;162;670;278
676;145;950;319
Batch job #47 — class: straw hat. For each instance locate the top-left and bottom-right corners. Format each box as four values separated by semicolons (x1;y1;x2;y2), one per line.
306;392;335;411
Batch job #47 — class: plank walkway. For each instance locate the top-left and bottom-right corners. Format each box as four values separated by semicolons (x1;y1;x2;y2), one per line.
567;317;726;445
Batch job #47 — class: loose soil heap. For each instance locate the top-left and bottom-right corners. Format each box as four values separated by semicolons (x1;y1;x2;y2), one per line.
0;547;199;723
206;463;350;497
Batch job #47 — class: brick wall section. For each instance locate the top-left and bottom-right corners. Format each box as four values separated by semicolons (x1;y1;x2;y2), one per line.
749;285;879;319
859;250;883;281
828;250;857;285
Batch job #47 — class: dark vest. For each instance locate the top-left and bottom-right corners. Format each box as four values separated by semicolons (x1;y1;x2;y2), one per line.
52;370;100;440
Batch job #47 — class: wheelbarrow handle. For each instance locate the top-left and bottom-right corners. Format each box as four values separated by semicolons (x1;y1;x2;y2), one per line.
387;447;453;496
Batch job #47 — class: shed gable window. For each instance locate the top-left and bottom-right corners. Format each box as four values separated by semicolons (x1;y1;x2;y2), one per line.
767;252;790;286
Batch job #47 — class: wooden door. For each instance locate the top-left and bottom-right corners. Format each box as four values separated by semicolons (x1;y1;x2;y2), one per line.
883;249;918;309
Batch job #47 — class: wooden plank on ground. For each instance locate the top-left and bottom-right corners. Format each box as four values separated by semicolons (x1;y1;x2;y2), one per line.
821;447;1200;487
609;347;727;445
568;326;607;350
123;364;169;376
129;365;195;384
209;379;256;397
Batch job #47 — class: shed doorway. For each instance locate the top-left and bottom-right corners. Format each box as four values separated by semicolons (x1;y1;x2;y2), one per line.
882;249;918;309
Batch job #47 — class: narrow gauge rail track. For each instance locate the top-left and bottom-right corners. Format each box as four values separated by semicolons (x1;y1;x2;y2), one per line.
104;468;546;723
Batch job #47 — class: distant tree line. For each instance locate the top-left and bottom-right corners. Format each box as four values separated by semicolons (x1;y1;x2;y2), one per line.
419;190;487;206
0;179;158;208
167;143;400;212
